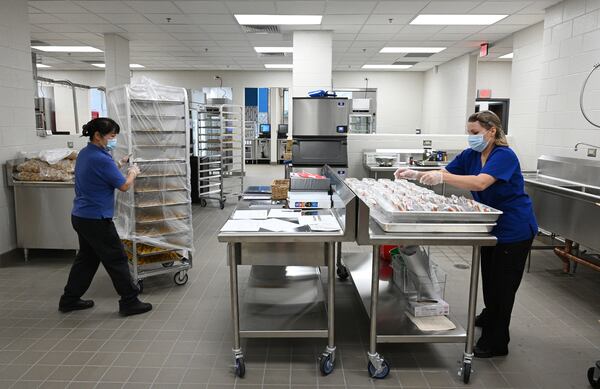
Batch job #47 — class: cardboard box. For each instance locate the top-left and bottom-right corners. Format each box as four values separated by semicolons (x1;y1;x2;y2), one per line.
407;299;449;317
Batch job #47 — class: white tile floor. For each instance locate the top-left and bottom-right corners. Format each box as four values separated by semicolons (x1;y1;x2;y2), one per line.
0;164;598;388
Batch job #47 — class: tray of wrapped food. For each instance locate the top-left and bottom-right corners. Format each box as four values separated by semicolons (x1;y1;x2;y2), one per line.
345;177;502;225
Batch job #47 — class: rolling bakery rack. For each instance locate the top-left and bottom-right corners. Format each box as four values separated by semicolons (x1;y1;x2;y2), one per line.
194;104;245;209
107;80;193;291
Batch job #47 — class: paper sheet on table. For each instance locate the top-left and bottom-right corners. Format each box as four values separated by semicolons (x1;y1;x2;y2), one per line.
298;215;340;231
405;312;456;331
259;218;301;232
268;209;301;220
232;210;268;220
221;220;261;232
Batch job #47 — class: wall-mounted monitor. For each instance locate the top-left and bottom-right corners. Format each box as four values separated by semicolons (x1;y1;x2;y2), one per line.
259;123;271;138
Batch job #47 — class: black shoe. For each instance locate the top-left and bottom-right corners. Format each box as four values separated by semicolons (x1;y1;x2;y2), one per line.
58;299;94;313
119;299;152;317
473;344;508;358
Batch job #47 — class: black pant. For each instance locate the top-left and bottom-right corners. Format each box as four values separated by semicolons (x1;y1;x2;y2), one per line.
62;215;139;304
478;238;533;351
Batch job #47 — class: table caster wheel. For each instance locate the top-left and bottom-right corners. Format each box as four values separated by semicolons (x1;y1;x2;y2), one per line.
162;261;174;268
589;365;600;388
460;362;472;384
174;271;188;286
137;280;144;294
336;265;349;280
200;198;207;207
367;360;390;379
319;353;335;375
220;201;225;210
235;357;245;378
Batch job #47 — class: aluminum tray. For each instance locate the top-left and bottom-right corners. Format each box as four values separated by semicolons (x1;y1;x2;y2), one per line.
372;214;495;233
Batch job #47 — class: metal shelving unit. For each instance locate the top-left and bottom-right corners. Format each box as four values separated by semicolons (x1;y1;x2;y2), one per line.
245;121;256;163
107;82;194;291
194;104;245;209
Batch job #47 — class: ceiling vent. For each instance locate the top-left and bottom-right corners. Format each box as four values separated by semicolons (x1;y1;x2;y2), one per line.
242;25;280;34
404;52;435;58
258;52;288;58
393;61;418;66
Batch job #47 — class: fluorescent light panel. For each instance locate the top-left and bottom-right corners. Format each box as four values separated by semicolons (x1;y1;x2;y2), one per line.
36;64;51;68
32;45;102;53
362;64;413;70
499;52;514;59
410;14;508;25
254;47;293;53
264;64;293;69
91;63;145;68
380;47;446;54
235;14;322;25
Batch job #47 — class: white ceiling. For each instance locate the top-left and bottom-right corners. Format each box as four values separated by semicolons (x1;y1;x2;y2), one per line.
28;0;561;71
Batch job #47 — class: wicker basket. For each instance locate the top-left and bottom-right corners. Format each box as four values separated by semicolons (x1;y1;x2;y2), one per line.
271;179;290;200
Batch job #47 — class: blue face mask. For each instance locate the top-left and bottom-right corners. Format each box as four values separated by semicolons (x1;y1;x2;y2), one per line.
106;138;117;151
468;133;489;152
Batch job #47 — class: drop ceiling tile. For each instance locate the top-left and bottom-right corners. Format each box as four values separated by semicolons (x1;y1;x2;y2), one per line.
170;32;209;41
366;14;415;25
60;32;103;41
30;25;50;33
174;1;230;14
215;41;253;47
97;14;150;24
279;25;321;32
82;23;127;34
430;32;473;41
479;24;526;34
31;32;71;41
360;24;404;34
322;15;368;24
126;1;182;14
188;14;238;25
392;32;439;41
421;1;483;13
75;1;136;13
497;14;544;25
29;1;89;13
325;1;376;14
468;32;509;41
275;1;326;14
208;33;249;41
29;6;43;14
333;33;359;41
225;1;277;13
440;25;486;33
355;33;395;41
321;25;362;33
161;24;204;33
400;25;445;35
28;14;65;24
116;24;159;33
49;13;110;24
517;0;561;14
470;1;532;14
127;32;177;41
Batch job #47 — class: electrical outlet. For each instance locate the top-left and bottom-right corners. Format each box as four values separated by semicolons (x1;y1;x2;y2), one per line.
587;148;597;157
67;141;74;148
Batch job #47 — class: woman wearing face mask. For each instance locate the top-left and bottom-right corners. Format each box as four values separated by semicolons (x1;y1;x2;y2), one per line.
395;111;537;358
59;117;153;317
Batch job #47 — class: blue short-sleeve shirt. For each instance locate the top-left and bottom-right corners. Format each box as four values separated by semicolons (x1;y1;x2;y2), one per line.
445;146;537;244
72;143;126;219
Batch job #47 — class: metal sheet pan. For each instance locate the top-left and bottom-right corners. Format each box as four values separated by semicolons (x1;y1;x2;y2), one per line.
372;214;495;233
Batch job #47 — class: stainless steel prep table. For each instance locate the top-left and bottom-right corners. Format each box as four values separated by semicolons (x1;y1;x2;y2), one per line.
346;195;497;383
217;167;356;378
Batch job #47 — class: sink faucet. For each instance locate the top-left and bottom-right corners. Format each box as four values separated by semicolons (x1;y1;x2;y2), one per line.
574;142;600;151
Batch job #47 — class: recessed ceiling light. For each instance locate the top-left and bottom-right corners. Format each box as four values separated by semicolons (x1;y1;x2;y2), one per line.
264;64;293;69
380;47;446;54
499;53;513;59
91;63;145;68
362;64;413;70
31;45;103;53
254;47;293;53
235;14;322;25
36;64;51;68
410;14;508;25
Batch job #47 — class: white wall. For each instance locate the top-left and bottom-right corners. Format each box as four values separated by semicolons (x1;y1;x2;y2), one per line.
476;62;513;98
537;0;600;160
507;23;545;170
0;0;86;256
40;69;425;134
421;54;478;134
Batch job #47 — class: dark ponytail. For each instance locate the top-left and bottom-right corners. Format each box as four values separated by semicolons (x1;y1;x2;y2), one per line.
82;117;120;141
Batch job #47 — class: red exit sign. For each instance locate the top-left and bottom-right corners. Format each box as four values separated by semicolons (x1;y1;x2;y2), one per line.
480;43;489;57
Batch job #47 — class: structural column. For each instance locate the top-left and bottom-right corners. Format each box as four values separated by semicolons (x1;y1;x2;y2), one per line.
104;33;130;88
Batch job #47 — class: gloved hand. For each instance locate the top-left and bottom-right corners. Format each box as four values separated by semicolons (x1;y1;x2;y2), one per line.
127;164;140;178
394;167;421;180
117;155;131;169
419;170;444;186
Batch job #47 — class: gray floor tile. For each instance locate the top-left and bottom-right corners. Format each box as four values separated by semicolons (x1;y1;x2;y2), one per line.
47;365;83;381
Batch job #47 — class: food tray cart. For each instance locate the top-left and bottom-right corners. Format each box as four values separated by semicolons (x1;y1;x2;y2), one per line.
217;166;356;378
344;182;499;383
107;80;194;291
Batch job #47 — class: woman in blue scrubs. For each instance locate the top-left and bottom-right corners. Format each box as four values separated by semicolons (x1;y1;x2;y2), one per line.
59;118;152;317
395;110;537;358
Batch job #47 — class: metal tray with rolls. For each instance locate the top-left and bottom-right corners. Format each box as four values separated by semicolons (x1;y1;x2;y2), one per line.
347;181;502;233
